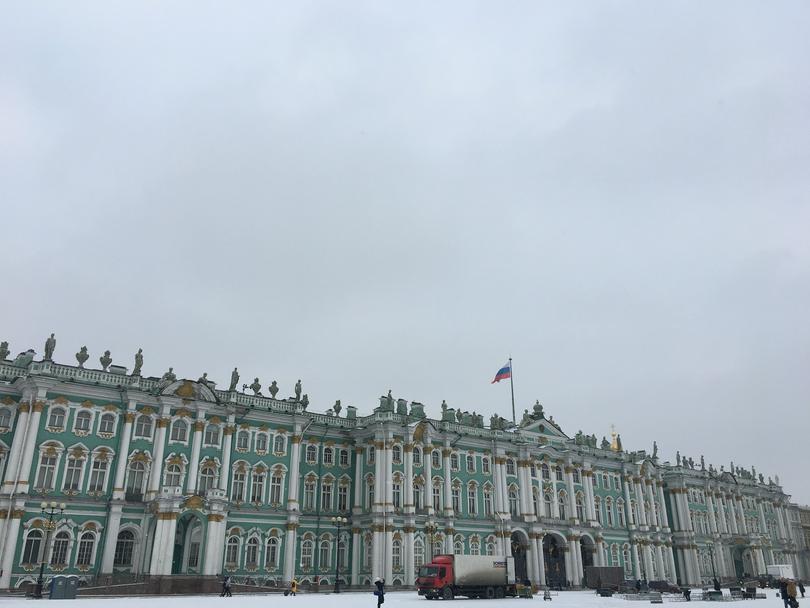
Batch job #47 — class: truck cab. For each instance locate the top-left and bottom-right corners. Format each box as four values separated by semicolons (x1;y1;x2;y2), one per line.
417;555;454;599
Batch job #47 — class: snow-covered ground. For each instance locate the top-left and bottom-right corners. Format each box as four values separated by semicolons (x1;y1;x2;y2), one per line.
0;589;784;608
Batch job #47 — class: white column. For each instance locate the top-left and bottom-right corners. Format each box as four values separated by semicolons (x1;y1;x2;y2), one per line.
636;479;648;527
498;458;509;518
443;447;453;517
204;513;227;576
566;467;577;523
736;496;747;534
353;447;363;512
667;545;677;583
185;415;204;494
550;470;560;519
351;528;361;586
758;501;768;534
518;461;531;519
384;527;393;583
726;496;739;534
717;494;729;533
632;543;641;578
404;445;414;514
147;417;169;497
149;513;179;575
100;504;123;572
112;407;136;500
218;416;234;492
624;475;635;528
424;445;433;515
2;403;31;493
657;482;670;529
405;528;415;584
536;534;547;587
645;482;658;528
584;472;596;522
16;400;45;493
0;507;24;588
707;493;718;534
655;545;665;581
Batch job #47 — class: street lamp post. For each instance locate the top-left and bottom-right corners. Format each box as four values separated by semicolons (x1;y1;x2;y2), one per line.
331;516;348;593
425;521;437;562
34;501;66;599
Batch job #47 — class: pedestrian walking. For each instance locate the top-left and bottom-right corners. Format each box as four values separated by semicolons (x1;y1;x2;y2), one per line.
221;575;233;597
786;580;798;608
374;578;385;608
799;582;805;599
779;579;790;608
291;579;298;596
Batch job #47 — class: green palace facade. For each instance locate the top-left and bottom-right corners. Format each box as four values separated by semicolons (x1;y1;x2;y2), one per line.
0;339;806;591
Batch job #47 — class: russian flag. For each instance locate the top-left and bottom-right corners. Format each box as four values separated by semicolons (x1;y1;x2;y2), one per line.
491;361;511;384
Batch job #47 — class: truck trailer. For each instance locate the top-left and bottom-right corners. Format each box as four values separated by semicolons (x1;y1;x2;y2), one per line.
416;554;517;600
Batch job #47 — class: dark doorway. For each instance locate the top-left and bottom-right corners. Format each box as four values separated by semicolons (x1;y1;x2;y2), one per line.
510;531;528;581
543;535;567;589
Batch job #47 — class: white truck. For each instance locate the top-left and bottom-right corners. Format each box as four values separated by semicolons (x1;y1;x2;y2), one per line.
416;554;517;599
767;564;795;579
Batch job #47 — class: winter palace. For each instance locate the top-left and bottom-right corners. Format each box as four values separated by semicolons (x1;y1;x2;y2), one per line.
0;339;806;592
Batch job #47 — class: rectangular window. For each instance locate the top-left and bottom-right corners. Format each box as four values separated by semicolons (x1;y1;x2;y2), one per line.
338;485;349;511
466;455;475;473
452;487;461;513
270;476;282;504
64;458;83;491
88;459;108;493
37;454;57;489
321;483;333;510
339;449;349;466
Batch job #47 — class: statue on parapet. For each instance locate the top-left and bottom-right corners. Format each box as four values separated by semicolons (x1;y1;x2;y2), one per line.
133;348;144;376
333;400;342;416
601;436;610;450
229;368;240;392
700;455;705;471
99;350;112;371
44;333;56;361
490;414;501;430
456;409;463;422
0;341;8;360
294;380;303;401
161;367;176;382
250;378;262;396
652;441;658;459
521;409;532;427
676;451;681;466
75;346;89;368
533;400;544;419
301;394;309;409
615;434;623;452
269;381;279;399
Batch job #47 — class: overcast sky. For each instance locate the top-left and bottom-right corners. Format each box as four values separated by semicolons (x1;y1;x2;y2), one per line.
2;2;809;502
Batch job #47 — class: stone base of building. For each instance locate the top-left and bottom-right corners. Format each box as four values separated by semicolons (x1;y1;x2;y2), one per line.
79;575;223;596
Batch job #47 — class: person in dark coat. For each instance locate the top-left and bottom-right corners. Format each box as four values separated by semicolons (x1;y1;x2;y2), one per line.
799;582;805;598
374;578;385;608
779;579;789;608
713;579;721;592
221;575;233;597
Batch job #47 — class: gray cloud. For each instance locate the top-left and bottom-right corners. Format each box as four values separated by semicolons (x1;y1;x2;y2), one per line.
2;1;808;500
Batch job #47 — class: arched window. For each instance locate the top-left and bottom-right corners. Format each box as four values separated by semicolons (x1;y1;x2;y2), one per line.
363;536;372;570
414;538;425;570
533;488;541;516
319;540;330;568
622;544;632;576
573;469;581;484
393;479;402;509
468;483;478;515
321;479;334;510
543;491;553;517
245;538;259;568
482;457;491;474
555;466;563;481
301;539;314;568
470;540;480;555
63;454;84;492
0;407;11;428
558;491;568;520
575;492;585;520
392;445;402;464
76;532;95;566
306;445;317;464
225;537;239;566
432;482;441;511
450;453;460;471
413;481;423;509
266;537;280;569
617;498;626;527
323;447;334;465
413;447;422;466
611;544;620;567
204;424;220;445
630;500;637;525
134;415;152;437
199;466;217;494
392;539;402;569
126;461;146;497
170;420;188;442
594;496;602;524
165;463;182;487
508;488;518;517
236;430;249;450
36;452;58;490
466;455;475;472
98;413;116;434
48;407;66;429
231;467;246;501
483;486;493;516
251;469;266;503
273;434;286;454
339;448;349;466
541;463;550;480
485;541;495;556
256;433;268;452
431;450;441;469
270;471;284;504
606;497;614;527
50;531;70;565
304;479;317;510
75;411;92;432
454;539;463;555
88;457;109;493
506;459;516;475
114;530;135;566
22;530;43;564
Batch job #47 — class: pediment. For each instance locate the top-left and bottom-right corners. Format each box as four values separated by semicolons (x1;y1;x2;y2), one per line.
160;380;218;403
519;417;569;440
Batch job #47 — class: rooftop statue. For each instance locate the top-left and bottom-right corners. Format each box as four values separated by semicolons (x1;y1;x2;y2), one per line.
521;409;532;427
250;378;261;396
700;455;705;471
676;451;681;466
333;400;342;416
133;348;143;376
161;367;176;382
269;380;279;399
99;350;112;371
301;394;309;409
44;333;56;361
12;349;35;367
75;346;89;368
295;380;303;401
229;368;239;392
441;399;448;414
758;473;764;484
0;341;8;360
456;409;463;422
652;441;658;459
601;436;610;450
198;372;208;384
533;400;544;418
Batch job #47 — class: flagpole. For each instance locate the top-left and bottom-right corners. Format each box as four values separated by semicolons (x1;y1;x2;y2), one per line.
509;357;516;425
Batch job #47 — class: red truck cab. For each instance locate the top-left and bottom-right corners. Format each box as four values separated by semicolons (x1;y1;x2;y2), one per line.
417;555;454;599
